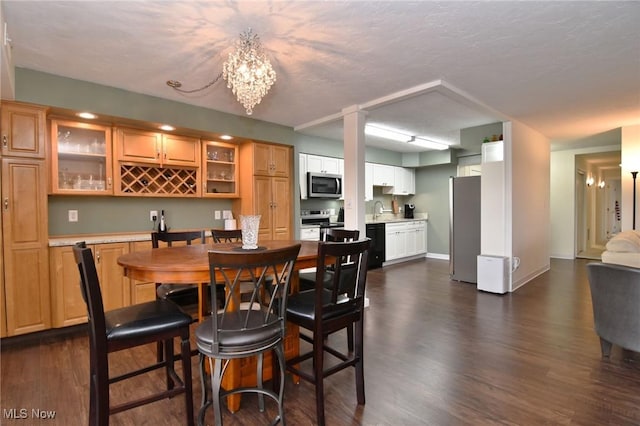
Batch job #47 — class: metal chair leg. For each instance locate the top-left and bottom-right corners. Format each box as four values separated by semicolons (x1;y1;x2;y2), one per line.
274;344;287;426
211;357;223;426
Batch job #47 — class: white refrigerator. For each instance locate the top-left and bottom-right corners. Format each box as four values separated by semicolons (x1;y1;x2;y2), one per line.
449;176;481;283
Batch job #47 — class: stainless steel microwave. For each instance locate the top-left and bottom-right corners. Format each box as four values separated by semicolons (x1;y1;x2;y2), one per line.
307;172;342;198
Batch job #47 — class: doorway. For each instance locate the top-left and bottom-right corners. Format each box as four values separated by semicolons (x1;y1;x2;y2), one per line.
575;152;621;259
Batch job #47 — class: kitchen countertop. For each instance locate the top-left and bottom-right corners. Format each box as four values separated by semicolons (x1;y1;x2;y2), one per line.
50;214;429;246
49;232;153;247
48;229;213;247
365;213;428;224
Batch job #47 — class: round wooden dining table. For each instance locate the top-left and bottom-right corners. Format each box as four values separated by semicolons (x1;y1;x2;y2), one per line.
117;239;320;285
117;239;319;413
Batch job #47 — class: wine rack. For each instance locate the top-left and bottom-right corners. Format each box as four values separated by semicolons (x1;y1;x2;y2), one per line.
118;164;198;196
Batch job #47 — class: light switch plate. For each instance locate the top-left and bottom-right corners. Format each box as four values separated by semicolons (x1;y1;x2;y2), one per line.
214;210;221;220
68;210;78;222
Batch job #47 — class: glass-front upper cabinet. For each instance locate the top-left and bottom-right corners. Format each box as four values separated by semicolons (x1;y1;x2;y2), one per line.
50;119;113;195
202;141;238;198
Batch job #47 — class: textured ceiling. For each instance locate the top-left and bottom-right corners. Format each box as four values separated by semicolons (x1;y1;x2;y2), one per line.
3;1;639;152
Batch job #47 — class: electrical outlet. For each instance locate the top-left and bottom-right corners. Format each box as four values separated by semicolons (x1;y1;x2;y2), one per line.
68;210;78;222
150;210;158;221
214;210;221;220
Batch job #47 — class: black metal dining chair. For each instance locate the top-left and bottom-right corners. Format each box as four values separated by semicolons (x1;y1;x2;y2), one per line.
299;228;360;351
152;230;207;317
73;242;194;426
153;230;207;360
195;243;301;426
285;238;370;426
211;228;242;243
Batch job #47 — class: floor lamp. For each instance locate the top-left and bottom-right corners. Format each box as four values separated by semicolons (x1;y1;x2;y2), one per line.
633;171;638;230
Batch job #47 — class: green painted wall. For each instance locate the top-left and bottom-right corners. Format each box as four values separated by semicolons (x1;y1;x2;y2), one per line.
17;68;293;145
48;196;233;236
412;163;457;256
16;68;463;243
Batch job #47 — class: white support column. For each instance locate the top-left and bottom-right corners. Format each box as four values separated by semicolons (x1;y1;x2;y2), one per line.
342;105;367;236
342;106;370;307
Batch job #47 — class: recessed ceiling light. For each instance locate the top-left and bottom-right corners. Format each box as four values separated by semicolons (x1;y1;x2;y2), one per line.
220;135;233;140
160;124;175;131
77;112;97;119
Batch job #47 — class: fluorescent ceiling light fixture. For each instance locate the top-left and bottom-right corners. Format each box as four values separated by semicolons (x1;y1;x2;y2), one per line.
365;124;449;150
365;124;412;142
77;112;97;119
408;137;449;151
159;124;175;131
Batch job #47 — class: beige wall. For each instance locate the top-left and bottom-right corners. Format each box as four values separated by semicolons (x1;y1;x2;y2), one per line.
621;125;640;231
509;120;550;290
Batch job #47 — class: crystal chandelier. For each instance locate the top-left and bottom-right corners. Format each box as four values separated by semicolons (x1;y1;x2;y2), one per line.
167;28;276;115
223;29;276;115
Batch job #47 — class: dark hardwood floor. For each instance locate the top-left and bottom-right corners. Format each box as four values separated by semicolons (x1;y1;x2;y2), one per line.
2;258;640;425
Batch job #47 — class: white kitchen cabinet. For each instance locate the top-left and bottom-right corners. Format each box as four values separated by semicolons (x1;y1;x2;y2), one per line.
384;166;415;195
365;162;373;201
384;220;427;263
299;153;308;199
385;222;407;261
306;154;340;174
372;164;394;187
397;167;416;195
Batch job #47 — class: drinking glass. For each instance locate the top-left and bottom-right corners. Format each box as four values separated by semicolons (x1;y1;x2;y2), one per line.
240;215;261;249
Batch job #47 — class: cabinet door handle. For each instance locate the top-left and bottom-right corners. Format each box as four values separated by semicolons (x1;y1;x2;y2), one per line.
3;198;8;210
96;251;100;263
2;135;7;147
107;177;112;188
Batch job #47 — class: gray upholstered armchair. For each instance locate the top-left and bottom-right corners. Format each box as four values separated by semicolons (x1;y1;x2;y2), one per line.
587;262;640;357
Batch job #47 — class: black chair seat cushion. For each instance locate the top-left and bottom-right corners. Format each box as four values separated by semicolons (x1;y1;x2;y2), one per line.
299;270;334;292
196;311;282;355
105;300;193;341
156;283;200;299
286;289;354;323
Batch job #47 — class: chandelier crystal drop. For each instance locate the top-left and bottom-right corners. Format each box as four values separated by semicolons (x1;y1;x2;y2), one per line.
223;29;276;115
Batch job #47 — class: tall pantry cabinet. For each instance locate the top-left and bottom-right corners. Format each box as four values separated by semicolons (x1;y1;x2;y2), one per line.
234;142;292;241
0;101;50;337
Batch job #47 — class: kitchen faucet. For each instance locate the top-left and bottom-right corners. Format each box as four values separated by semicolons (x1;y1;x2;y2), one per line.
373;200;384;220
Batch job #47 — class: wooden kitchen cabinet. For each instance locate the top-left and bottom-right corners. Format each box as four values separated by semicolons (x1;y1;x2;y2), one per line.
234;142;293;241
50;242;130;327
253;175;292;241
253;142;290;177
114;127;200;167
49;119;113;195
0;101;47;158
0;101;50;337
113;127;200;197
1;158;50;336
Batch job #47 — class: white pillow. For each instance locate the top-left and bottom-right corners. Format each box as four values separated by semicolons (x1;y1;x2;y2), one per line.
606;232;640;253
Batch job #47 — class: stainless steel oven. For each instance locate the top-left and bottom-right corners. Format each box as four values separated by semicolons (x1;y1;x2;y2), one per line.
300;211;343;240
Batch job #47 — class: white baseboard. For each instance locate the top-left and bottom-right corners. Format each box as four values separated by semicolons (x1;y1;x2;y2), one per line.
512;264;550;291
427;252;449;260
